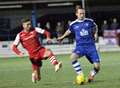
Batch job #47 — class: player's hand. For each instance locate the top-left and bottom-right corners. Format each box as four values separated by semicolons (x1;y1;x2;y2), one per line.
18;53;24;58
46;38;52;44
93;34;97;42
57;37;64;44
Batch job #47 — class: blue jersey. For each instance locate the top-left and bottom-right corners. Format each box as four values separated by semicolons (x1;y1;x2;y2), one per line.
69;18;97;46
69;18;100;63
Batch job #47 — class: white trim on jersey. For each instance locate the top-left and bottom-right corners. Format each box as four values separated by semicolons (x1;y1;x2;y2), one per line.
69;18;85;26
13;34;20;46
85;18;97;26
69;18;97;26
35;27;45;34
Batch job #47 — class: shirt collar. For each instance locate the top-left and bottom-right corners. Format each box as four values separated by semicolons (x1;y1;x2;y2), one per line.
76;18;86;22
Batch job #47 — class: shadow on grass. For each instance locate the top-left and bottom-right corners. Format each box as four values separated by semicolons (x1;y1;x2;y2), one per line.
42;81;72;86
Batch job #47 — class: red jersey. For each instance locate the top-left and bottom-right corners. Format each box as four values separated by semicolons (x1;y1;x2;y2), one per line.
12;27;50;58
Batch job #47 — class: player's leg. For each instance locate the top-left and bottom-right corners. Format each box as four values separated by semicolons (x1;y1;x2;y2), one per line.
30;59;42;83
71;53;85;84
35;66;41;81
71;46;85;75
71;53;83;75
43;48;62;72
88;62;100;82
34;60;42;81
86;46;100;82
31;64;39;83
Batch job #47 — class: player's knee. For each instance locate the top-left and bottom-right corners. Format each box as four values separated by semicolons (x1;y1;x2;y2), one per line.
45;49;52;56
70;53;79;61
70;55;77;61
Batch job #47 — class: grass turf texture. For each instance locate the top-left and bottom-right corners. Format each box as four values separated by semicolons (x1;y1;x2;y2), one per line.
0;52;120;88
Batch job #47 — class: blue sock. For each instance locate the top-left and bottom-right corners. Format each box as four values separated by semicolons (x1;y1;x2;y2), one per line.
72;60;82;75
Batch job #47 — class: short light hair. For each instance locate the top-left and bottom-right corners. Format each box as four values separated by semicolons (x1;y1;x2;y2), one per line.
75;5;84;13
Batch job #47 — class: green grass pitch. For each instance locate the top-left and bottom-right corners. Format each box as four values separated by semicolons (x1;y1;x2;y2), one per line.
0;52;120;88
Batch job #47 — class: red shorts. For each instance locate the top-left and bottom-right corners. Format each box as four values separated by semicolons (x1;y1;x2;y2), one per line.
30;59;42;67
29;47;46;67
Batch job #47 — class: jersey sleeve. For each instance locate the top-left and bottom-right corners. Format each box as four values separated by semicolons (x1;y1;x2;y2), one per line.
11;34;22;55
90;19;97;32
35;27;45;34
90;19;97;28
13;34;20;46
68;23;73;33
35;27;50;38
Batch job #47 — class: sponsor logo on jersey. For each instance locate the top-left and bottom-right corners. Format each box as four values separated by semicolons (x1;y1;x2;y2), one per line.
80;29;88;36
85;23;89;26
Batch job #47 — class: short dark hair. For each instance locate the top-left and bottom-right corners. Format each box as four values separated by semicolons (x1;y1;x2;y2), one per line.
21;18;31;23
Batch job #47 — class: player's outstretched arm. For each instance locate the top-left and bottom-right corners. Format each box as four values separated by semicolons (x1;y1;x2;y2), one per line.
11;45;24;58
43;30;53;44
11;34;24;58
57;30;71;41
35;27;52;43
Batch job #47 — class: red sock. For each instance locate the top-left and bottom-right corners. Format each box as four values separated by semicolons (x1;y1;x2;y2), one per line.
48;52;58;65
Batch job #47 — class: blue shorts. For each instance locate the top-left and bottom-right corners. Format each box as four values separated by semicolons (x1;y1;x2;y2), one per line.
73;45;100;64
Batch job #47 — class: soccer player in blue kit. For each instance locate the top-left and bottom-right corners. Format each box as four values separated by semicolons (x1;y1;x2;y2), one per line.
58;6;100;83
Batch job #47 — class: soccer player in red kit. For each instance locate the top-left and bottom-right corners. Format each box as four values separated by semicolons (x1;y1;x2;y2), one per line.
11;18;62;83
